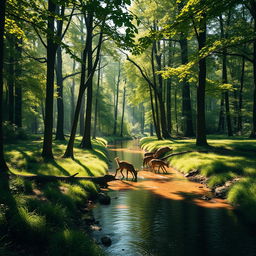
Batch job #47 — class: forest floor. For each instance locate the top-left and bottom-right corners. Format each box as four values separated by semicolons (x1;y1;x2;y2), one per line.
0;137;109;255
140;135;256;223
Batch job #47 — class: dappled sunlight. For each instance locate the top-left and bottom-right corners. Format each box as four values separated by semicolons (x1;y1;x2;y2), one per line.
5;138;108;177
108;168;231;209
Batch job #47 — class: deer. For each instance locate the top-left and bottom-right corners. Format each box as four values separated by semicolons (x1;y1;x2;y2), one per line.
114;157;138;181
143;155;155;168
149;159;169;174
154;147;173;158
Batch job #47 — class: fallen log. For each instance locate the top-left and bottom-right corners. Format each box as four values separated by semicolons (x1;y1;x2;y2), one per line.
10;172;116;188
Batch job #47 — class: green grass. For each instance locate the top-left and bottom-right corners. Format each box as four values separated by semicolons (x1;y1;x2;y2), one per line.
5;137;109;177
0;137;108;255
140;136;256;222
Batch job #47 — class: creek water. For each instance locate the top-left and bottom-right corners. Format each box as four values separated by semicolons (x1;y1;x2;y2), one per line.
92;140;256;256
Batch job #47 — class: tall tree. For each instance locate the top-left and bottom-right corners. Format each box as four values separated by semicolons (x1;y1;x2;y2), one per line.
113;62;121;136
0;0;9;173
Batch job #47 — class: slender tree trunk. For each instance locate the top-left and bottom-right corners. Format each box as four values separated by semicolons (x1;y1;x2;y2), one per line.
218;93;225;132
64;14;103;157
14;39;22;128
113;62;121;135
237;57;245;134
250;14;256;138
80;14;94;149
196;19;208;146
149;84;161;139
42;0;57;160
55;46;65;140
8;37;15;124
153;40;170;139
220;15;233;136
93;56;101;139
166;42;172;134
174;86;179;134
140;103;144;134
0;0;9;173
120;86;126;137
180;35;194;137
70;60;76;125
150;123;154;136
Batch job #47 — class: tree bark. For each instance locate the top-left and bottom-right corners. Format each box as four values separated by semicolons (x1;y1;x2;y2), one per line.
93;56;101;139
14;39;22;128
179;35;194;137
217;93;225;132
7;37;15;124
237;57;245;134
42;0;58;160
166;42;172;134
153;40;170;139
55;46;65;140
220;14;233;136
70;60;76;126
120;86;126;137
250;11;256;138
0;0;9;172
81;14;94;149
113;62;121;135
196;18;208;146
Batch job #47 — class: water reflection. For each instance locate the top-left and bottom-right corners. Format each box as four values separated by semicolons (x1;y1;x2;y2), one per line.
92;140;256;256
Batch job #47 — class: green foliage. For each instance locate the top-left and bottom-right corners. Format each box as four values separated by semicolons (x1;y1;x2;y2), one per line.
3;122;28;142
49;229;105;256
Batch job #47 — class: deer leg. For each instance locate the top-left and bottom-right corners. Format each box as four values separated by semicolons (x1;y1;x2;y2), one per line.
120;168;125;179
114;167;120;177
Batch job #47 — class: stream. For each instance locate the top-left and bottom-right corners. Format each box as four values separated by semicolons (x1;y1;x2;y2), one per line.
92;140;256;256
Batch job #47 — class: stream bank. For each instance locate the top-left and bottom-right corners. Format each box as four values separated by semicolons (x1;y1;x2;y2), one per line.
92;139;256;256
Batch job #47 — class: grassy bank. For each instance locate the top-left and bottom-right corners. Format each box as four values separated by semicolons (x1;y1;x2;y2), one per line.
1;137;109;255
140;136;256;222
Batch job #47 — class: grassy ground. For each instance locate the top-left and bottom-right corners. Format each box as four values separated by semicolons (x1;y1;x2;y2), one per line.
140;136;256;222
1;137;109;255
5;136;109;177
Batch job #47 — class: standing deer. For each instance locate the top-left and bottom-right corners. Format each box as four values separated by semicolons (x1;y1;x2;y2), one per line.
143;155;155;168
114;157;138;181
149;159;169;173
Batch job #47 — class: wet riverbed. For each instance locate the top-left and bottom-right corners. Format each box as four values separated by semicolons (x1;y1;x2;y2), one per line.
92;140;256;256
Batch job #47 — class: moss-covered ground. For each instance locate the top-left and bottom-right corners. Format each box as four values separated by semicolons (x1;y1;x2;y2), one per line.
140;136;256;222
0;137;109;255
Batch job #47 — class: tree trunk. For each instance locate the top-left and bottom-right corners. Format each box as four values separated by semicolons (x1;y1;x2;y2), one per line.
120;86;126;137
217;93;225;132
153;40;170;139
166;42;172;134
55;46;65;140
237;57;245;134
70;60;76;126
7;37;15;124
250;14;256;138
174;86;179;134
0;0;9;173
80;14;94;149
196;18;208;146
93;55;101;139
113;62;121;135
180;35;194;137
42;0;57;160
14;39;22;128
220;14;233;136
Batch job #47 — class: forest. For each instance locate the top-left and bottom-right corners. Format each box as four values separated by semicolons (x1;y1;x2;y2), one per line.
1;0;256;255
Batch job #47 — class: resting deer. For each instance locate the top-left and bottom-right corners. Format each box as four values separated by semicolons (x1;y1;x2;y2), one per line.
149;159;169;174
154;147;173;158
143;155;155;168
114;157;138;181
